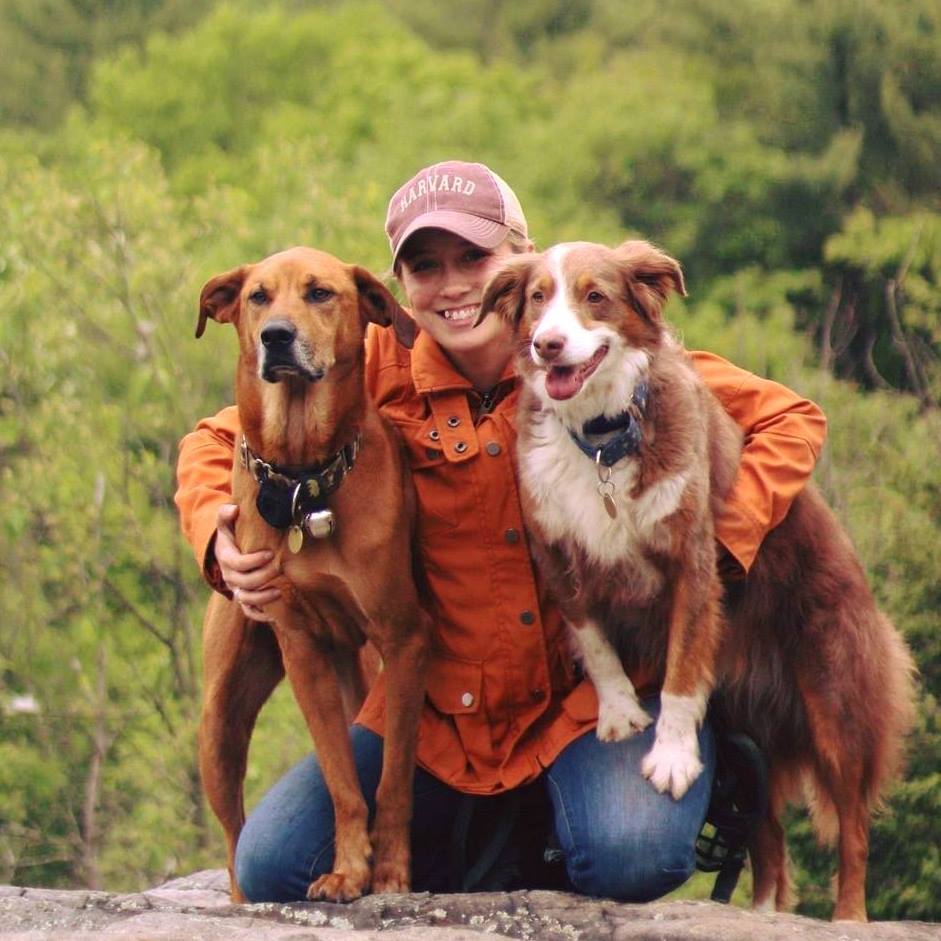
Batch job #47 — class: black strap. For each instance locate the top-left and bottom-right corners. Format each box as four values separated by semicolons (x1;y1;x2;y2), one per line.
450;791;523;892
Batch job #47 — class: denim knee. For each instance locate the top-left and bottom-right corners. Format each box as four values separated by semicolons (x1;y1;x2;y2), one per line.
567;829;695;902
234;823;313;903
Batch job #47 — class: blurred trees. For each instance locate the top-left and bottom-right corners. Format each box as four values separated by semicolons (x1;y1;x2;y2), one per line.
0;0;939;919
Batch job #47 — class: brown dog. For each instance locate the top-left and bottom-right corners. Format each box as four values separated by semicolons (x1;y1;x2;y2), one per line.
479;239;916;920
195;247;430;902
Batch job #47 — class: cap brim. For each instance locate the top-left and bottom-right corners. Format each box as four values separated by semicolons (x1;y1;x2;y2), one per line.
392;210;510;264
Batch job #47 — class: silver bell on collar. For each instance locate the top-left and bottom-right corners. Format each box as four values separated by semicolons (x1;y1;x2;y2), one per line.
303;509;335;539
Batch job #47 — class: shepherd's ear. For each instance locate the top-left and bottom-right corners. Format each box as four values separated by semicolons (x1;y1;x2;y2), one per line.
352;266;417;349
614;240;686;324
477;255;536;330
197;266;249;338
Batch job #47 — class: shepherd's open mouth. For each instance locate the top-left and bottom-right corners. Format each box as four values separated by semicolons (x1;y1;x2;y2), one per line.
544;345;608;400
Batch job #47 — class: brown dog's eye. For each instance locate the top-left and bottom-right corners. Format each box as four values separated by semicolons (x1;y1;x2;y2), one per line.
306;286;333;303
531;290;545;304
248;288;268;305
587;291;605;303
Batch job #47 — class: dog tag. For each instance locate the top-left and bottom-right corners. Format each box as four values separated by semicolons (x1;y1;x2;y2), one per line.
603;492;618;520
288;525;304;553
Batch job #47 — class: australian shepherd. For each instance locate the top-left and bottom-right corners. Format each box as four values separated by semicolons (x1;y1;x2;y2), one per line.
478;239;916;921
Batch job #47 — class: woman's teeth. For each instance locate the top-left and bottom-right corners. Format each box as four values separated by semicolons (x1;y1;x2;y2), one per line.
442;306;477;322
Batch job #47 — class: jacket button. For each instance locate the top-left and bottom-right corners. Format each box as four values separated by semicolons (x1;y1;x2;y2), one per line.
519;610;535;625
504;528;520;544
485;441;501;456
447;416;461;428
531;688;546;702
429;429;440;441
425;448;441;459
461;692;475;707
454;441;468;454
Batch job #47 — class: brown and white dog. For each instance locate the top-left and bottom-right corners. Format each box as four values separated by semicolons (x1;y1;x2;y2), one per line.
479;239;916;921
195;247;430;903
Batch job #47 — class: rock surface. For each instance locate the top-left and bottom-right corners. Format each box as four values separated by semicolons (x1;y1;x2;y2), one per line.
1;870;939;941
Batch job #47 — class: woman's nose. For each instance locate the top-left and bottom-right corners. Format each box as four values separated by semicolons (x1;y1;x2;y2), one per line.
439;267;471;297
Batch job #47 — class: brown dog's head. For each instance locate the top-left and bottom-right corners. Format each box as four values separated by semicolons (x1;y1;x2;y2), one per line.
196;246;416;383
478;239;685;409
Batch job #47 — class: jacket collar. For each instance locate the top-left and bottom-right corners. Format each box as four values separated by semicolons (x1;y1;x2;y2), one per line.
409;327;516;397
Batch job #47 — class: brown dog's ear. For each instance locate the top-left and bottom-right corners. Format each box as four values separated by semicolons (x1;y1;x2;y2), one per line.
197;266;248;338
352;266;417;349
476;255;535;331
614;240;686;324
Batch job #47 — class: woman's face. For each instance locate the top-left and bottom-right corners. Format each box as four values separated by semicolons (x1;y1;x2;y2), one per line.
397;229;518;361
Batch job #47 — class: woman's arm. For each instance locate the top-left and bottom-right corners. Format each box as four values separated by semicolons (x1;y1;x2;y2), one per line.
690;351;828;577
174;405;280;616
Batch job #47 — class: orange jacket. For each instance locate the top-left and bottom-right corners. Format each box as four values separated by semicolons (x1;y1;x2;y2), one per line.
175;325;826;794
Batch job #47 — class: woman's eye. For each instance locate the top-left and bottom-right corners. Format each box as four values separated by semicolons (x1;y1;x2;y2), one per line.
587;291;605;303
248;289;268;305
464;250;489;264
306;286;333;303
410;258;438;273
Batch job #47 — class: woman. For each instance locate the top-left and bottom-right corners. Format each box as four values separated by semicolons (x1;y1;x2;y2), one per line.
175;160;827;902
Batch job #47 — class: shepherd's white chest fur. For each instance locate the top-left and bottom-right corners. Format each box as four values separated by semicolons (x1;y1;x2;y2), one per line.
520;408;689;593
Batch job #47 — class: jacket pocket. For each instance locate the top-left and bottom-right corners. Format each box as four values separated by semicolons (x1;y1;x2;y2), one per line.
425;652;483;716
399;416;460;528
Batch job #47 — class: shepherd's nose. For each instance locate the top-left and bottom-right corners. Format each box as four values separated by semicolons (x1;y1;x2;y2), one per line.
533;331;566;361
261;320;297;348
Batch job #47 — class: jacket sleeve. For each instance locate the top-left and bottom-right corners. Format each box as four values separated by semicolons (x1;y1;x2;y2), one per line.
690;351;827;575
174;405;241;591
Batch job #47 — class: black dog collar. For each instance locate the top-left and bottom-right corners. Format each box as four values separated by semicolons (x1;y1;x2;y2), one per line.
568;382;649;468
240;434;361;531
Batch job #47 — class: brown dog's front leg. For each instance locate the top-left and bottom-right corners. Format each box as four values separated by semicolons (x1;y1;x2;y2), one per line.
370;609;430;893
278;627;372;902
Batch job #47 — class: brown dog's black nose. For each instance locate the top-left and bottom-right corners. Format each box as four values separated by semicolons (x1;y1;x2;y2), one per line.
261;320;297;349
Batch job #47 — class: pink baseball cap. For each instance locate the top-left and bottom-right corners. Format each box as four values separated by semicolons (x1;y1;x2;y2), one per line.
385;160;528;264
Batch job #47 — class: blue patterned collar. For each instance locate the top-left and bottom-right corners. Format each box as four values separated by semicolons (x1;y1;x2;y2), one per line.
568;382;649;468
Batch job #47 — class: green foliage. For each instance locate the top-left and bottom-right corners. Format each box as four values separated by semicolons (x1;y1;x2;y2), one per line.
0;0;939;920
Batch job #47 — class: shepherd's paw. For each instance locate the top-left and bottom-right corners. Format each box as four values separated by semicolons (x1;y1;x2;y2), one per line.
641;739;703;799
596;684;653;742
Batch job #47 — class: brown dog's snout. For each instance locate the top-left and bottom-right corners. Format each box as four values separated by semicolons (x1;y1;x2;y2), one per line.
533;330;566;362
261;319;298;350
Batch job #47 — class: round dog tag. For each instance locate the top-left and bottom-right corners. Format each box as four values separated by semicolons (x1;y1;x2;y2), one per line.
288;525;304;553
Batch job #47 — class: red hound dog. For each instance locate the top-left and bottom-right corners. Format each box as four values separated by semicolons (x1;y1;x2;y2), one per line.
479;240;915;921
195;247;429;903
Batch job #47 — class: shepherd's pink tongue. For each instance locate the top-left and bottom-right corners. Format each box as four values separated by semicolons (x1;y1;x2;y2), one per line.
546;366;584;400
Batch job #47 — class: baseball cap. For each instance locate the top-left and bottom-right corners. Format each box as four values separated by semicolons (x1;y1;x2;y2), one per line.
385;160;528;264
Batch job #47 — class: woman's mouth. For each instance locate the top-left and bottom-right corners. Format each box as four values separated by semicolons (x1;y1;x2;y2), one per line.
440;305;478;325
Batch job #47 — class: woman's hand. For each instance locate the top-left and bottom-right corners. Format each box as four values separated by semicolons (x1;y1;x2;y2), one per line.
215;504;281;621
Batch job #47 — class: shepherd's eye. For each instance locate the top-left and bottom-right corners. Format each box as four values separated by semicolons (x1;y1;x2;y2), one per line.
587;290;605;304
306;286;333;303
248;288;268;305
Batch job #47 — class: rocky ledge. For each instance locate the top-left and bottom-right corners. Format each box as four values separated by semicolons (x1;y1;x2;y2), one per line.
1;869;939;941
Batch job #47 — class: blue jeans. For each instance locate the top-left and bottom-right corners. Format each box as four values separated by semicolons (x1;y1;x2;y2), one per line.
234;696;715;903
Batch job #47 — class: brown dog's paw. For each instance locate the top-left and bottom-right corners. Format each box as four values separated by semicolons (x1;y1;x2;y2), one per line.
306;871;369;903
371;861;410;895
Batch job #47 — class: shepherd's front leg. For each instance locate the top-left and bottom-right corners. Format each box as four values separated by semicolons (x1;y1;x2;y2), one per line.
641;567;720;799
569;618;653;741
